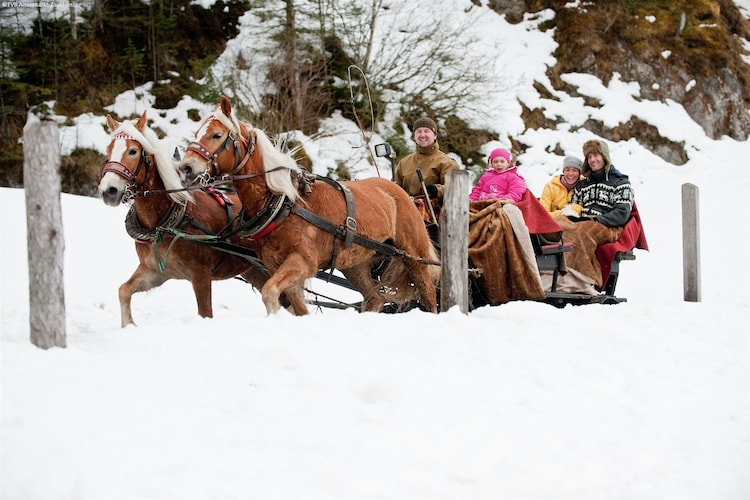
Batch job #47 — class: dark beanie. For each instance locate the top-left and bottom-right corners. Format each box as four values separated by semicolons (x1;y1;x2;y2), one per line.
413;117;438;134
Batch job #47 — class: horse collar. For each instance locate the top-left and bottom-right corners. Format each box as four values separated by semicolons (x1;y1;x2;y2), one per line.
124;200;188;242
236;194;292;240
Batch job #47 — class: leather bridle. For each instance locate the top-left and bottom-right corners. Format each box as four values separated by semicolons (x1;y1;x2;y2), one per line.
102;133;153;202
185;118;256;185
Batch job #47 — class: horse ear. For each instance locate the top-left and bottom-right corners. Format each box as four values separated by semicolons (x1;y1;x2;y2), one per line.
106;114;119;133
220;95;232;119
135;110;148;131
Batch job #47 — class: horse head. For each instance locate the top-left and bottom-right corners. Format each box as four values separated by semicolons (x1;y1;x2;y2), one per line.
179;96;302;202
99;110;190;207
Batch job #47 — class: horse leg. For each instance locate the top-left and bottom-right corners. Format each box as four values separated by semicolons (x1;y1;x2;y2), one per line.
396;235;439;313
240;266;270;291
406;259;438;313
261;255;313;315
283;283;308;316
118;264;169;327
239;267;294;310
342;264;386;312
189;269;213;318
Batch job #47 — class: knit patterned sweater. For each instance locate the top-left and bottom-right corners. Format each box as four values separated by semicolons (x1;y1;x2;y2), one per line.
570;166;633;227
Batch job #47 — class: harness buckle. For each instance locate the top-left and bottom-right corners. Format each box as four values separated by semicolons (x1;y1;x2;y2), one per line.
345;216;357;233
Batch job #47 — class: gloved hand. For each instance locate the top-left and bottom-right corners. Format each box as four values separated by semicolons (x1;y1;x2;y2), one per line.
560;204;579;217
426;184;438;198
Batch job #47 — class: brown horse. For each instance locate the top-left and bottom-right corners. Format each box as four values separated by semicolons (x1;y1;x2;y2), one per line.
98;111;272;327
178;96;439;315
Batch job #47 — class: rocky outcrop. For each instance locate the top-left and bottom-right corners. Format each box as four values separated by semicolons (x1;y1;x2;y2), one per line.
492;0;750;163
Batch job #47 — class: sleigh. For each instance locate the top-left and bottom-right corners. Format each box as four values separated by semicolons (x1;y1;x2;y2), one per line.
460;189;646;310
534;237;636;307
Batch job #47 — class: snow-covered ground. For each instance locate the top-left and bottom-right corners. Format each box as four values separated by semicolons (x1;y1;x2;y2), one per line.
2;1;749;498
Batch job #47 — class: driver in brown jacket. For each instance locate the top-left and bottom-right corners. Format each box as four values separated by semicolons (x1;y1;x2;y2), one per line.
394;117;458;202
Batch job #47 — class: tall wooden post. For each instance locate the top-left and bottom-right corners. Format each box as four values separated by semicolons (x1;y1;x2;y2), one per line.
440;170;469;313
681;183;701;302
23;117;66;348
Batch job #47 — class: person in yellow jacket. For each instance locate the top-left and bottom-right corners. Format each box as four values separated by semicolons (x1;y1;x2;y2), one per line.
394;117;458;201
539;155;583;218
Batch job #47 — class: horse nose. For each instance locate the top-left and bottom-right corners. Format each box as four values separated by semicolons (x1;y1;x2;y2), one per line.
180;163;193;178
100;186;122;206
180;163;200;185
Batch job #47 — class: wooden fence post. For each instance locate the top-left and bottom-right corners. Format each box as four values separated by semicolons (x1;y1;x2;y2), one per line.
440;170;469;313
681;183;701;302
23;116;66;348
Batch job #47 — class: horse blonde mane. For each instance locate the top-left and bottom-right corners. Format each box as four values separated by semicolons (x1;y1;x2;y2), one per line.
250;126;303;202
113;119;191;205
208;104;302;202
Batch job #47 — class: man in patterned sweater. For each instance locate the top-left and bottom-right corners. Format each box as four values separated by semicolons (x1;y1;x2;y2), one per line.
569;139;634;227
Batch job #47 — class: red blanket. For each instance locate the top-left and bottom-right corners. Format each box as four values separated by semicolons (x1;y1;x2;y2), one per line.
515;189;563;236
596;203;649;284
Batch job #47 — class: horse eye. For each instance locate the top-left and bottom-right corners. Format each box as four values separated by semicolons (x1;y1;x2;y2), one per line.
212;132;223;140
128;148;139;156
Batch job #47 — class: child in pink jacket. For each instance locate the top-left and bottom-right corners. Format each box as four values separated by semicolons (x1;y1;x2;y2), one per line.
469;148;527;202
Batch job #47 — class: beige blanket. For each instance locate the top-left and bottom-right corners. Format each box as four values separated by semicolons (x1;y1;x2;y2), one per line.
553;215;624;288
468;200;545;304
